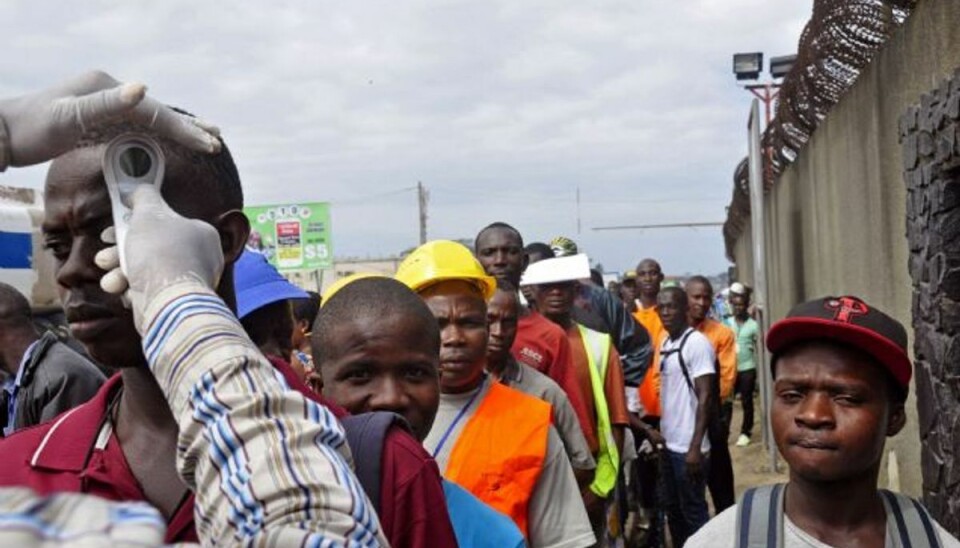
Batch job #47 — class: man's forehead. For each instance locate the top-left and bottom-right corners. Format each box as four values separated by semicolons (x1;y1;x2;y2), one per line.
489;290;519;311
43;149;112;224
637;260;661;271
46;148;105;194
478;227;521;247
333;313;434;352
423;285;487;314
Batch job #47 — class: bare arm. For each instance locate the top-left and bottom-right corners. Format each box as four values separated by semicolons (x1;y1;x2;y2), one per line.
686;374;715;481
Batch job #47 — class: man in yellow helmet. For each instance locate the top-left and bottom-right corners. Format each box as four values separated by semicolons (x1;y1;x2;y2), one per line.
397;240;594;548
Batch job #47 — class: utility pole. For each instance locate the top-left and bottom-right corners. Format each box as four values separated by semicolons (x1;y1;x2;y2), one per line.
576;186;582;235
417;181;429;245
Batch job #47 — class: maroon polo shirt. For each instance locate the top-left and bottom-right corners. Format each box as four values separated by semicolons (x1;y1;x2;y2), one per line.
0;360;457;548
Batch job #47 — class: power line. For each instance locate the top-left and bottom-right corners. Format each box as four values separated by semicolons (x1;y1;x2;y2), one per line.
592;221;724;231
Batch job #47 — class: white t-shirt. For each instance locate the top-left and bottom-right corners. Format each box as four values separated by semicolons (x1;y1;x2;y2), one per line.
687;502;960;547
424;379;596;548
658;327;715;454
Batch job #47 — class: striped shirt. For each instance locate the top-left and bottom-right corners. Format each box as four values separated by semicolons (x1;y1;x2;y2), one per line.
138;279;387;546
0;279;387;546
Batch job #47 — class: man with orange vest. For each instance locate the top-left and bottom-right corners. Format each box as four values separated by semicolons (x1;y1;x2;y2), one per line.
633;258;667;418
397;240;595;548
685;275;737;513
631;258;668;548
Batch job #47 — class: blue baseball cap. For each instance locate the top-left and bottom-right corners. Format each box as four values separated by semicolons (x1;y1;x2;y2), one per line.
234;249;309;319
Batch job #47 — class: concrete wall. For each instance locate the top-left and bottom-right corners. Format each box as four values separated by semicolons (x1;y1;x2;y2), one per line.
730;0;960;497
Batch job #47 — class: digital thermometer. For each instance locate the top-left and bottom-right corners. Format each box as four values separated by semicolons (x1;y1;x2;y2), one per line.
102;134;165;275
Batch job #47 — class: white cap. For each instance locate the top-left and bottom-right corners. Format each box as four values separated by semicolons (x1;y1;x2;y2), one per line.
730;282;747;295
520;254;591;286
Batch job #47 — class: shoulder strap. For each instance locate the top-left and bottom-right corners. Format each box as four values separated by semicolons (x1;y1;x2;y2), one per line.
880;490;942;548
736;483;786;548
670;329;696;392
340;411;411;515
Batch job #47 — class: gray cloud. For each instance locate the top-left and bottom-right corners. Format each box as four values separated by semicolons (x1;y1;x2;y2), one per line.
2;0;810;276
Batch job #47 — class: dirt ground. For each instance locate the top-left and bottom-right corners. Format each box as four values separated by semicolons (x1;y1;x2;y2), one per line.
727;396;788;498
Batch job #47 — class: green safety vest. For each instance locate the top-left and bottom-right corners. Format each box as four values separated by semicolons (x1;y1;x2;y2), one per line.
577;324;620;497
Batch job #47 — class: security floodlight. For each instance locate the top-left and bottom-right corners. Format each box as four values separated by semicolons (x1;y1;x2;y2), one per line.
770;54;797;79
733;52;763;81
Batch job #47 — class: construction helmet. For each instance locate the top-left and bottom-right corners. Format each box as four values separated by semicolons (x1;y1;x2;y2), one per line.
396;240;497;300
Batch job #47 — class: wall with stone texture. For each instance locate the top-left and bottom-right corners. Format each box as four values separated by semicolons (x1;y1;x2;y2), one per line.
901;66;960;534
729;0;960;527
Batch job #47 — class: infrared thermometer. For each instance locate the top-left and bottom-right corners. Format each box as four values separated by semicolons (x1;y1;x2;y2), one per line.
102;134;165;274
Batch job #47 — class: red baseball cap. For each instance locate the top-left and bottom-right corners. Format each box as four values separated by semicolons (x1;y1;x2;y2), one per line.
766;296;911;390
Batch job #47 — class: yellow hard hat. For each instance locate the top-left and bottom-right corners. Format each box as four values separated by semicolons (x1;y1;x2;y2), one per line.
321;273;385;306
396;240;497;300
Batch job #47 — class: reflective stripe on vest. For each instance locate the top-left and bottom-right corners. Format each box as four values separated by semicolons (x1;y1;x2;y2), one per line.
577;324;620;497
445;382;550;538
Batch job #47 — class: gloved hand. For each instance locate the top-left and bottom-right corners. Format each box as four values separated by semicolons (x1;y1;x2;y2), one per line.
0;70;220;171
95;185;224;329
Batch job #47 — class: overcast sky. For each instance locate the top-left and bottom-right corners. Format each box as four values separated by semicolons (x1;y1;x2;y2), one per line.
2;1;810;277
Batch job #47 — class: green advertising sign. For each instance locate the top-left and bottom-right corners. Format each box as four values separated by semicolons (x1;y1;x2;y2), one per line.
244;203;333;271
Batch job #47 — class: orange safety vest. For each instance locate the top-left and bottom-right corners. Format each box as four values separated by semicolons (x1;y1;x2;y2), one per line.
634;306;665;417
445;382;551;538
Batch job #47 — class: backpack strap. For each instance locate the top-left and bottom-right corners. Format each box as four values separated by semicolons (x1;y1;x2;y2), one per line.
340;411;412;515
880;489;942;548
661;329;697;392
735;483;785;548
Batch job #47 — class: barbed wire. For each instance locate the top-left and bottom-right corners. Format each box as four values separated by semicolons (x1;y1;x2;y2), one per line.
723;0;917;260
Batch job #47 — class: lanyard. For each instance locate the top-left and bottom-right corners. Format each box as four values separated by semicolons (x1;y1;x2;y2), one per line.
431;376;486;459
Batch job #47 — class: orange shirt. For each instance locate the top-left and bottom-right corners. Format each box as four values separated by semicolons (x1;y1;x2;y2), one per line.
513;312;596;446
565;325;630;455
694;318;737;400
634;305;665;417
632;305;665;347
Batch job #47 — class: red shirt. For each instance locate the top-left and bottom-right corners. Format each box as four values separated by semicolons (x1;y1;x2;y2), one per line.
0;360;457;548
511;311;596;445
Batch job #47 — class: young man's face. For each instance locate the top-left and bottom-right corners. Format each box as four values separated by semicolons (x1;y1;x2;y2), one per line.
42;148;141;366
686;280;712;324
535;281;577;320
320;313;440;441
475;228;526;288
422;281;489;394
730;293;749;318
772;341;905;484
657;290;688;336
486;289;519;365
636;260;663;299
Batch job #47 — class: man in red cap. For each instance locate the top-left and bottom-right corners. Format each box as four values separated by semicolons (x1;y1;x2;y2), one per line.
688;296;959;547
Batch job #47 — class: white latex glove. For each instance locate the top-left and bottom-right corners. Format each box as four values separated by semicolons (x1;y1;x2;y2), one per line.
0;70;221;170
95;185;224;329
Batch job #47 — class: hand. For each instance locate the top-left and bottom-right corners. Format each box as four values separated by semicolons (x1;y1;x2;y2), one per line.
644;427;666;452
581;489;606;521
95;185;223;329
685;447;704;483
0;70;220;169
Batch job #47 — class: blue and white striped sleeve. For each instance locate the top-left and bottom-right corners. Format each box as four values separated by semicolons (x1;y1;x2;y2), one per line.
140;280;386;547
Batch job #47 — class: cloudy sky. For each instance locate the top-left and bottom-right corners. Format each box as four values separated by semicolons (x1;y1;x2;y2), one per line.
2;1;810;277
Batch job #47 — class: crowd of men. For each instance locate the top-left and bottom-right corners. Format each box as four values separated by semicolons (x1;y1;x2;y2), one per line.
0;71;957;547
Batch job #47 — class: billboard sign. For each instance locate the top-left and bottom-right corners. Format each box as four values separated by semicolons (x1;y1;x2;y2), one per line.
244;202;332;270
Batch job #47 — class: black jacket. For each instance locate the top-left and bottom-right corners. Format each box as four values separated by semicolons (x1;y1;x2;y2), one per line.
8;331;105;432
573;285;653;386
